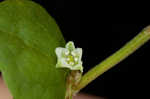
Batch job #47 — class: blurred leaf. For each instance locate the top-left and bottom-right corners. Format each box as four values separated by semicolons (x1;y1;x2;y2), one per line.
0;0;68;99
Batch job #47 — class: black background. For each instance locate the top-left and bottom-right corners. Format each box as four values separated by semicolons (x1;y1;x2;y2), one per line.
1;0;150;98
33;0;150;98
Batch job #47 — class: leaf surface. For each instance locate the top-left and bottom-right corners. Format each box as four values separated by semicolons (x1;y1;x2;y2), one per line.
0;0;68;99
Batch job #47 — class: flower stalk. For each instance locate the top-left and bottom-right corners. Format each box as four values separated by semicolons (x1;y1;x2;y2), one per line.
74;26;150;92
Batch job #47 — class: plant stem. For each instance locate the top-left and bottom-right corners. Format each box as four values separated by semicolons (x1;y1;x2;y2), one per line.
75;26;150;92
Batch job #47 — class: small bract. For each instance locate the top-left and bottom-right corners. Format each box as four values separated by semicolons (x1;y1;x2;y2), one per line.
55;41;83;72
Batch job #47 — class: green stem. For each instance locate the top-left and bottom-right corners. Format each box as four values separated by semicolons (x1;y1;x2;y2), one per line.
75;26;150;92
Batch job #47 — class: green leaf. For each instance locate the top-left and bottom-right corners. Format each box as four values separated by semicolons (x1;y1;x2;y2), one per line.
0;0;69;99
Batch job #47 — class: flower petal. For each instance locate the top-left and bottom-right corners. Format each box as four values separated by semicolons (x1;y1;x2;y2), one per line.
55;47;64;58
56;58;68;68
66;41;75;51
71;61;83;72
72;48;82;60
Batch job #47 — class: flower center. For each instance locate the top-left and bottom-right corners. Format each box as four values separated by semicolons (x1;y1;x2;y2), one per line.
65;51;78;66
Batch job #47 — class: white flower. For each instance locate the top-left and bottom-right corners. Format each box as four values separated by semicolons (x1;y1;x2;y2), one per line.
55;41;83;72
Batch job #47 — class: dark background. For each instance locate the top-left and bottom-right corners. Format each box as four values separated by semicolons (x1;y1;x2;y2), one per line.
1;0;150;98
33;0;150;98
